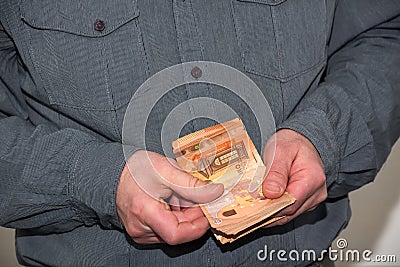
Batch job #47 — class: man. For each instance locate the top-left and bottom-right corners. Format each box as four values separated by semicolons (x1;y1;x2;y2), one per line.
1;0;399;266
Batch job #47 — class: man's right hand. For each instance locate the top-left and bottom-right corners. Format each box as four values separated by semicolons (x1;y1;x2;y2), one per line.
116;150;224;245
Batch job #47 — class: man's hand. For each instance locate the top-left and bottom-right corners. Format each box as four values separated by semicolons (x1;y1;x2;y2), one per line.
116;150;224;245
262;129;327;226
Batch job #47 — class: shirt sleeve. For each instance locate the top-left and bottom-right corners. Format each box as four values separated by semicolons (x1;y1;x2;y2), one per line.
277;6;400;197
0;22;131;233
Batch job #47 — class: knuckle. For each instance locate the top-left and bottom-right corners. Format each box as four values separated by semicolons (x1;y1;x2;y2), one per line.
154;156;175;178
277;216;291;225
187;176;198;189
126;226;142;239
311;172;326;188
317;173;327;184
129;204;143;218
166;239;179;246
132;238;144;245
307;206;317;212
285;206;297;215
164;231;180;245
319;189;328;203
268;170;287;182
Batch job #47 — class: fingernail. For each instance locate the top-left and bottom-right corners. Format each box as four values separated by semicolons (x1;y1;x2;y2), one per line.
264;182;282;194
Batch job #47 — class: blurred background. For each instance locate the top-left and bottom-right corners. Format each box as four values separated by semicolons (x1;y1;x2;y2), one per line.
1;140;399;267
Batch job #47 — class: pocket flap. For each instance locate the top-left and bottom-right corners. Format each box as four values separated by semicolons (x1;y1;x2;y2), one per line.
20;0;139;37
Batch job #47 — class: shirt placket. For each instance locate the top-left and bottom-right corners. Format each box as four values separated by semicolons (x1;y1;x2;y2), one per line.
172;1;216;266
172;0;218;133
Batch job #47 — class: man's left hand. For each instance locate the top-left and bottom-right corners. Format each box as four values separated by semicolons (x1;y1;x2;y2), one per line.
262;129;328;226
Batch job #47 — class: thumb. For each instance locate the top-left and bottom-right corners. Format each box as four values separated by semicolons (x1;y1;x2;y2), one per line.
262;145;292;199
166;170;224;204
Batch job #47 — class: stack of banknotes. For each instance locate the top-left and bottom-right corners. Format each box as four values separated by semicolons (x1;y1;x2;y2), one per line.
172;118;295;244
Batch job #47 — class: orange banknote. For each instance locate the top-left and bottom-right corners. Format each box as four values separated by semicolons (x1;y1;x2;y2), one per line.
172;118;295;244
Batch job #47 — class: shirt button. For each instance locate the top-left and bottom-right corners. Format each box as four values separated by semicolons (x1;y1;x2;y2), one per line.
94;19;106;32
191;66;202;79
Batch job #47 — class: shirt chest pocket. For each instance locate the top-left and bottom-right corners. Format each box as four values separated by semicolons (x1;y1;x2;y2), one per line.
20;0;147;110
232;0;327;82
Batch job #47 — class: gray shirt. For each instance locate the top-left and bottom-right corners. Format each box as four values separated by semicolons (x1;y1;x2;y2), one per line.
1;0;399;266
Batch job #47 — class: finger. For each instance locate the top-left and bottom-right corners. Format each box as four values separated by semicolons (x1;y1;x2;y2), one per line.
262;143;295;199
271;180;322;218
132;235;165;244
165;168;224;204
172;206;206;223
169;194;181;211
168;194;196;210
123;218;157;241
144;154;224;204
263;171;326;228
265;193;324;228
264;198;318;228
265;181;327;229
145;201;210;245
178;199;195;208
306;206;318;212
284;166;326;211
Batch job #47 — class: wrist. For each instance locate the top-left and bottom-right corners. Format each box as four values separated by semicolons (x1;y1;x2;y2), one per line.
68;141;136;229
277;108;339;189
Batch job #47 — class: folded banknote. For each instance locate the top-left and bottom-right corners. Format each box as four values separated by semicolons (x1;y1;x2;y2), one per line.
172;118;295;244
